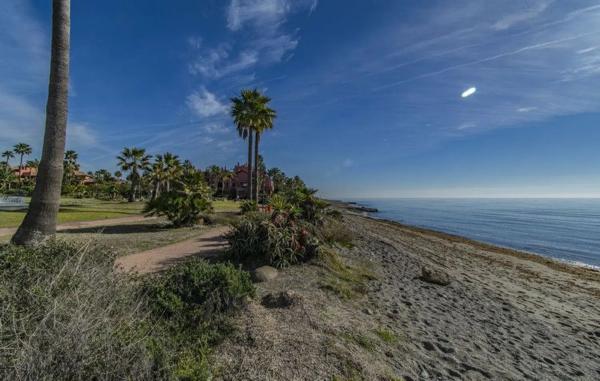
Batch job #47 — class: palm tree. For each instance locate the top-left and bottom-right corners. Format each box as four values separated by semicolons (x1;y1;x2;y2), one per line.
26;159;40;168
62;149;79;185
13;143;32;180
149;154;167;200
2;150;14;167
162;152;181;192
251;94;276;202
221;170;234;197
117;147;151;202
12;0;70;246
231;90;259;200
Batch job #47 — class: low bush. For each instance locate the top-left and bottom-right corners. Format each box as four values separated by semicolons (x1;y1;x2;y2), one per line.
226;213;319;268
145;258;255;326
144;258;255;379
145;172;213;227
239;200;258;214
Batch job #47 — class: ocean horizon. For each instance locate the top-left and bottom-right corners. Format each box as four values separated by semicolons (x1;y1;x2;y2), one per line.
348;198;600;269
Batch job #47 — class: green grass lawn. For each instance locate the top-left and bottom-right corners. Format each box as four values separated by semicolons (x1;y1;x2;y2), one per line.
213;199;241;213
1;198;240;229
0;198;145;228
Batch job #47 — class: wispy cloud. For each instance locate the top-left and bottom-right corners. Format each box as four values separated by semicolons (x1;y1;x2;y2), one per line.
186;87;229;117
491;0;553;30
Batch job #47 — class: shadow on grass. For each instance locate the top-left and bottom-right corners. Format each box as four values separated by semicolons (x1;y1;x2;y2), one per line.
61;223;169;235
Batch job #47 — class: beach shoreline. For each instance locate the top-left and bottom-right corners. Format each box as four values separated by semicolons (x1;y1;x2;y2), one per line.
330;199;600;276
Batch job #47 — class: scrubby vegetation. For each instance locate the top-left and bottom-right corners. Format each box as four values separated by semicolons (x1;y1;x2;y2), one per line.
0;240;253;380
226;186;336;268
239;200;259;214
144;172;213;227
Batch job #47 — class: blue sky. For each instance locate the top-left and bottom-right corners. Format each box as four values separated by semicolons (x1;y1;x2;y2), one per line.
2;0;600;198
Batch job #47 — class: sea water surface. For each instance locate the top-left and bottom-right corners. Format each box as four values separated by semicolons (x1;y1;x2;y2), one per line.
350;198;600;268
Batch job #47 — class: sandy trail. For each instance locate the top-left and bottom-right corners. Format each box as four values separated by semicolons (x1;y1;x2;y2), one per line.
115;225;230;274
0;215;154;237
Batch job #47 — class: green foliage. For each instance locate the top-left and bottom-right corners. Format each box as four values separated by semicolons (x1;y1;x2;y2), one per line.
145;172;213;227
144;259;255;380
240;199;259;214
145;258;255;325
226;212;319;268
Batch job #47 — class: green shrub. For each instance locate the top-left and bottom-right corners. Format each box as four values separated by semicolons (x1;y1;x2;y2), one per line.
145;258;255;326
239;200;259;214
144;259;255;380
226;213;320;268
145;172;213;227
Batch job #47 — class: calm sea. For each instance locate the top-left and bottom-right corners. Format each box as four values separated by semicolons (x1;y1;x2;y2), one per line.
350;198;600;269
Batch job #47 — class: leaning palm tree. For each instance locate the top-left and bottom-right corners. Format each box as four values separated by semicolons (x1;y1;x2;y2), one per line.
2;150;14;167
12;0;70;245
13;143;32;183
117;147;151;202
251;93;276;202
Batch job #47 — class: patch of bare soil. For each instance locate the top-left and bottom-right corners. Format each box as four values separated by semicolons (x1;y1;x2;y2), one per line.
213;213;600;380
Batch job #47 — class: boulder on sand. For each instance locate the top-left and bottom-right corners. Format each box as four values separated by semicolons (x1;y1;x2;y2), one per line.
420;265;452;286
253;266;278;282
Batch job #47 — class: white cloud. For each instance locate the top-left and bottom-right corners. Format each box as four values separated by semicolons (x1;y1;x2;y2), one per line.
517;107;537;113
68;122;97;147
492;0;553;30
226;0;290;31
189;46;258;79
201;123;229;134
186;88;229;117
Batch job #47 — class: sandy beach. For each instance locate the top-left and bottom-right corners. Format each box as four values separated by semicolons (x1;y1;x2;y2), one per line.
215;208;600;380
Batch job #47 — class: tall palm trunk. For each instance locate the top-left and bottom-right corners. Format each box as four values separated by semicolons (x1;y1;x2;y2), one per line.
247;130;253;200
12;0;70;245
253;131;260;203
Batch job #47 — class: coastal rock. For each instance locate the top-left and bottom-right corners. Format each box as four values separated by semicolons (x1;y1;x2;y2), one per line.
261;291;301;309
419;265;452;286
253;266;278;282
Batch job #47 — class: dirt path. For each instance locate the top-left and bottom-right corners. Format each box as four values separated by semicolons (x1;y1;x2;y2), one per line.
0;215;154;237
115;225;231;274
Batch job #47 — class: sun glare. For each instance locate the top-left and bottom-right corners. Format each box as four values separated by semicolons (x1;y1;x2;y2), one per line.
461;87;477;98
